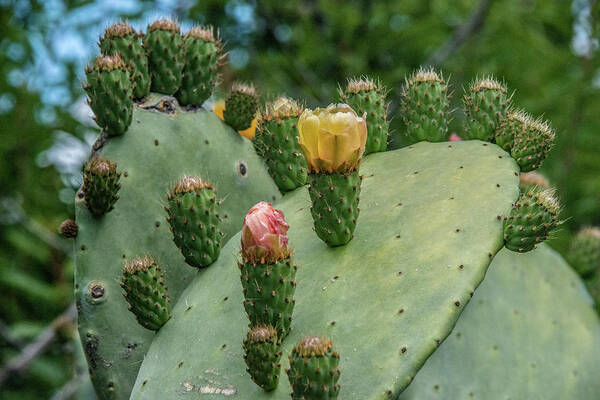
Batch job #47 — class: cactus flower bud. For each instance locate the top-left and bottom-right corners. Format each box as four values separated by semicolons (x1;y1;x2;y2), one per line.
298;104;367;174
241;202;290;263
213;100;257;139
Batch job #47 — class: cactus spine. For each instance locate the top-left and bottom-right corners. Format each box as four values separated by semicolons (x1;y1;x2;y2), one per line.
463;77;510;141
165;176;224;268
176;25;222;106
143;19;184;95
287;336;341;399
243;325;283;391
99;23;150;100
224;82;259;131
121;257;171;331
84;55;133;136
254;96;307;192
339;77;389;154
503;187;561;252
82;157;121;217
401;68;450;143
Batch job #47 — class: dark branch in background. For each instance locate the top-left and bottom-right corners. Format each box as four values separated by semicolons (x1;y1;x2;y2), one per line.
427;0;494;66
0;304;76;386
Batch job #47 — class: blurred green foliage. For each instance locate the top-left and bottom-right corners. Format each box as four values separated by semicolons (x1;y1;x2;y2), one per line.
0;0;598;398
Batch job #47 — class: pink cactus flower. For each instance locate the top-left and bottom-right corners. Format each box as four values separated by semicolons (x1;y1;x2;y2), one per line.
241;202;290;263
449;133;462;141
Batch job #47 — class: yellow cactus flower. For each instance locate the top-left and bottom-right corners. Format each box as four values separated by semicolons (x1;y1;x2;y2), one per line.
213;100;257;140
298;104;367;173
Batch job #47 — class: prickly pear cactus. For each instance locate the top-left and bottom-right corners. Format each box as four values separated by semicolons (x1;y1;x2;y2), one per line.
129;140;519;399
399;244;600;400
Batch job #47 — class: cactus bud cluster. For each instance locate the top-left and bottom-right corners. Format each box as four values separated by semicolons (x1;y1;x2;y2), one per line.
165;176;224;268
463;77;510;142
243;325;282;391
503;187;561;252
143;19;184;95
83;157;121;217
224;82;260;131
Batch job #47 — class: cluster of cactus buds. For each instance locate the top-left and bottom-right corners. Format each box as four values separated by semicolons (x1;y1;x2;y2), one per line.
82;157;121;217
224;82;260;131
463;77;511;141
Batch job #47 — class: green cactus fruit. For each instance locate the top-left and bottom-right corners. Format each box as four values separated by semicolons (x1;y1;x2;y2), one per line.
84;55;133;136
254;97;307;192
143;19;184;95
239;257;298;338
509;111;555;172
399;244;600;400
339;77;389;154
286;336;341;399
401;68;450;143
224;82;259;131
519;171;549;191
99;23;150;100
121;257;171;331
165;176;223;268
463;77;510;141
568;227;600;278
75;94;280;399
130;140;519;400
175;26;222;107
308;171;361;246
59;218;78;238
243;325;283;391
503;187;561;253
82;157;121;217
494;109;519;151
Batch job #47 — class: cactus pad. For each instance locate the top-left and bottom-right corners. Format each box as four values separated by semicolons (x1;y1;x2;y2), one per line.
243;325;282;391
143;19;183;95
399;244;600;400
74;95;280;399
129;140;519;399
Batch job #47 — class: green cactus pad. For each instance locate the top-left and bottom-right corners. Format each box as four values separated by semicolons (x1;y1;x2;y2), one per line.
254;97;307;192
240;257;298;338
143;19;184;95
74;94;280;399
287;336;341;399
99;23;150;100
175;26;221;107
224;82;259;131
509;111;555;172
399;244;600;400
84;56;133;136
83;157;121;217
339;77;389;154
308;171;361;247
165;177;223;268
243;325;282;391
130;140;519;400
503;187;560;252
463;77;510;142
401;68;450;143
568;227;600;278
121;257;171;331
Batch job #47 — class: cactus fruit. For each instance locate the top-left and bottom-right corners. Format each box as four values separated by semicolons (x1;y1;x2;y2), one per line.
519;171;549;190
213;99;258;139
463;77;510;141
121;257;171;331
143;19;183;95
82;157;121;217
298;104;367;246
503;187;561;252
224;82;260;131
243;325;283;391
99;23;150;100
338;77;389;154
175;26;222;107
254;97;308;192
165;176;223;268
569;227;600;278
286;336;341;399
84;55;133;136
401;68;450;143
130;141;520;399
60;219;78;238
399;244;600;400
240;202;297;338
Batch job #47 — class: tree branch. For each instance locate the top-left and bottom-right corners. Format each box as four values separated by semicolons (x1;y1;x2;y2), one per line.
427;0;494;66
0;304;76;386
